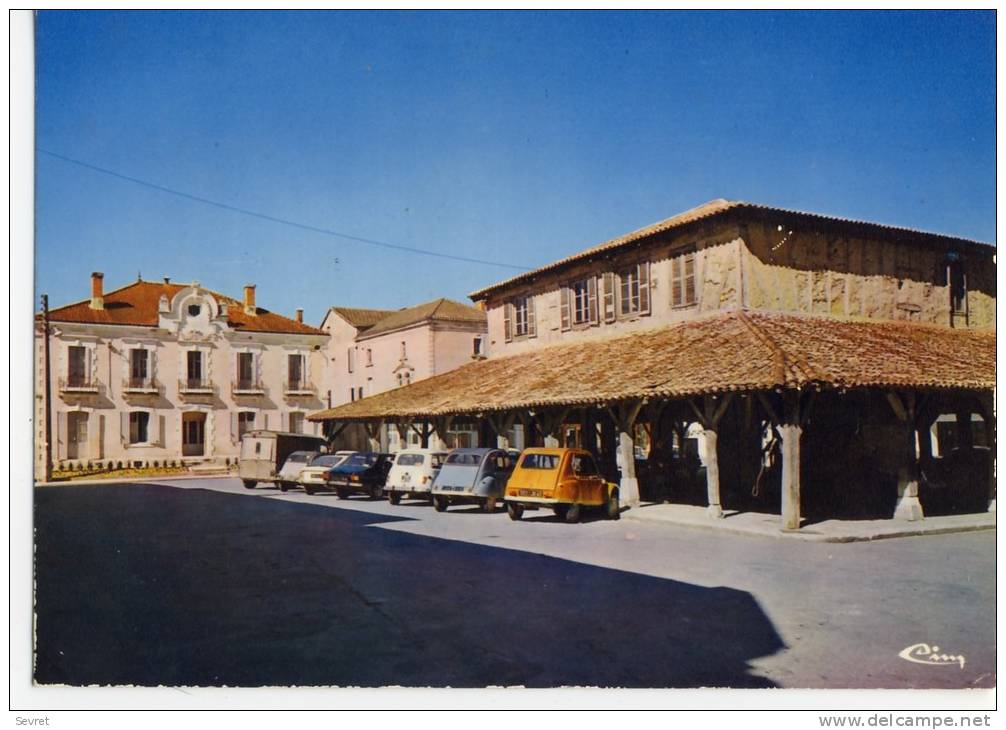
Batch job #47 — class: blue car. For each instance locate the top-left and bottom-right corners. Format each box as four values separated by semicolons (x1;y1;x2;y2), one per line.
317;451;393;499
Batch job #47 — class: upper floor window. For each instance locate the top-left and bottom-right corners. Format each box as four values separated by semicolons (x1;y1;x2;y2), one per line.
948;255;967;316
473;336;485;357
68;345;88;386
187;303;201;317
561;278;597;330
288;412;305;434
347;347;355;373
670;248;697;307
236;352;255;388
287;353;305;388
130;348;150;386
504;295;536;341
366;348;373;367
400;341;407;359
186;350;204;386
612;263;652;319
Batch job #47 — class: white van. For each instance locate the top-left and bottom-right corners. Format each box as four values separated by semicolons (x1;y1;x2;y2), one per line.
385;449;447;504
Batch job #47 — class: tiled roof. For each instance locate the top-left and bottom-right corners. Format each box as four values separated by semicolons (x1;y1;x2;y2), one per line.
309;311;995;421
329;306;397;330
469;199;995;300
46;280;325;335
359;298;486;339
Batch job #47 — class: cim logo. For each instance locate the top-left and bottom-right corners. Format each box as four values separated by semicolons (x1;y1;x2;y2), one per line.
899;643;966;669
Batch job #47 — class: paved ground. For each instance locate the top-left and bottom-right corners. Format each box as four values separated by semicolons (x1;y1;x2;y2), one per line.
33;478;995;689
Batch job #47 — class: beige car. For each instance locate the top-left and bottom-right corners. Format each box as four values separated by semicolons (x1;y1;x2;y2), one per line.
298;451;354;494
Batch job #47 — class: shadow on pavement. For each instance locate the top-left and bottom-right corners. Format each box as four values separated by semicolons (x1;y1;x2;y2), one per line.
34;483;784;688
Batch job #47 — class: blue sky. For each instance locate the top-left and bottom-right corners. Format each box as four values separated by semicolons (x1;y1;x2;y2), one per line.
35;10;995;324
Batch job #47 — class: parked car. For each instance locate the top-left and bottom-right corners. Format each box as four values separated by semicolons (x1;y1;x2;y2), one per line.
325;452;394;499
504;447;620;523
430;448;516;513
298;451;355;494
275;450;322;492
385;449;447;504
238;430;328;490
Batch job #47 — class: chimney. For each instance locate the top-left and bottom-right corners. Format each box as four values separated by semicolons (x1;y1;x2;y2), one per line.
295;308;303;324
243;284;256;315
90;272;104;310
163;276;171;284
158;294;170;314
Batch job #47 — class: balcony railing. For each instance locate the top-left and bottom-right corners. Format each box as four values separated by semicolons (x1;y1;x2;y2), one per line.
178;378;214;395
122;376;159;394
232;378;266;395
59;375;99;393
283;379;315;396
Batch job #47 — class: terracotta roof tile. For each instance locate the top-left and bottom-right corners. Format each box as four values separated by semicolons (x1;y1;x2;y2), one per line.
329;306;397;329
309;311;994;421
47;280;324;335
470;199;995;300
359;298;486;338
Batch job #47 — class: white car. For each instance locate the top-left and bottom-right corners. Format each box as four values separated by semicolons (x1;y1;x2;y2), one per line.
385;449;447;505
298;451;354;494
275;450;322;491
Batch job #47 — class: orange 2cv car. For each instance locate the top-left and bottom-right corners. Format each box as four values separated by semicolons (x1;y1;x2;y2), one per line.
504;447;620;523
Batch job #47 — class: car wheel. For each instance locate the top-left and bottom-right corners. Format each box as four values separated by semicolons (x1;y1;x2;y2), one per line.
433;496;448;512
482;497;496;514
304;484;316;496
553;504;568;521
564;503;581;524
279;481;291;492
507;503;524;521
242;480;256;490
337;489;349;500
388;492;401;505
370;484;384;500
606;489;621;520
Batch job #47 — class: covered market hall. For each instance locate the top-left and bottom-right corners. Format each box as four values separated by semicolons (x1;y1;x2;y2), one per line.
309;309;995;530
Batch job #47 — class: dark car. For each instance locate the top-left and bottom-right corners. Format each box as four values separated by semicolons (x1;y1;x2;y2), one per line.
325;452;394;500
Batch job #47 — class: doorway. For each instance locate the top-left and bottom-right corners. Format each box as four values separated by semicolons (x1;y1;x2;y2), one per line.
182;412;206;456
67;412;88;459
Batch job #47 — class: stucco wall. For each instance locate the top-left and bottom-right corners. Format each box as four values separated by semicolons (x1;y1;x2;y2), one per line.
742;221;995;330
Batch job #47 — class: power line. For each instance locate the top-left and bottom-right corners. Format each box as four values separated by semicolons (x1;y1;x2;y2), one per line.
37;148;532;272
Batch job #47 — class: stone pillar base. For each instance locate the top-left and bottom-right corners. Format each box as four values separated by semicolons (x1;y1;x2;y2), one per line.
707;503;724;519
894;495;924;521
619;476;640;507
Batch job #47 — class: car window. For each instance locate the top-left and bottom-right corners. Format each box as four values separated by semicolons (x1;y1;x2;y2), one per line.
396;453;425;466
446;452;480;466
286;452;312;464
495;456;508;470
311;455;341;467
572;454;600;476
431;454;445;468
520;453;560;470
345;453;378;468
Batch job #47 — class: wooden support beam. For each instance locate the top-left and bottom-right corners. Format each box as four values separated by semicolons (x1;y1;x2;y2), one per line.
886;390;923;522
779;391;803;531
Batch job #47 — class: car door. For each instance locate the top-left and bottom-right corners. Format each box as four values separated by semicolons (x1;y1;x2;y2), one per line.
572;453;606;505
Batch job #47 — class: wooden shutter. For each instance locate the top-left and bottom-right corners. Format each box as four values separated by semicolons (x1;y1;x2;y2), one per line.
503;303;513;342
231;412;240;443
638;262;651;314
526;296;537;338
120;411;130;445
56;412;67;460
671;256;682;307
560;287;571;331
148;412;161;446
587;277;598;324
602;272;616;323
684;251;696;305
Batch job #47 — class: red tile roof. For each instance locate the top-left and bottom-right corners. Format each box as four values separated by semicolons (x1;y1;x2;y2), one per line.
358;298;486;339
46;279;325;335
470;199;995;300
309;311;994;421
